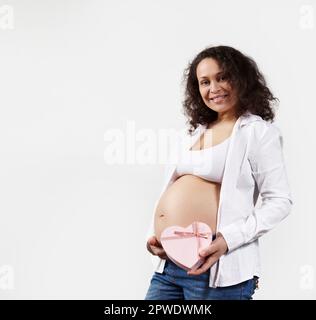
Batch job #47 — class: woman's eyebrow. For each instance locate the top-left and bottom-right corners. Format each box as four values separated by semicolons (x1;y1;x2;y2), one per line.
199;72;223;79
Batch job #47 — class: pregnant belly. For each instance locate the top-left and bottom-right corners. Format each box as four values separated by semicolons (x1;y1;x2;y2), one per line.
154;174;221;243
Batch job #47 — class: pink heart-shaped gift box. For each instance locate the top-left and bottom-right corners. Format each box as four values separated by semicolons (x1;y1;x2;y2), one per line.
160;221;213;271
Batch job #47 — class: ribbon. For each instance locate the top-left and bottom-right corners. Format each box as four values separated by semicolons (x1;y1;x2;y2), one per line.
160;221;212;258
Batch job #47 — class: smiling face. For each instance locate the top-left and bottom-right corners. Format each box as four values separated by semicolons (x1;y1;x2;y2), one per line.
196;57;238;119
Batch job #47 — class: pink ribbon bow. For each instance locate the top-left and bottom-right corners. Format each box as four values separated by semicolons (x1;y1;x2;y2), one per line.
160;221;212;257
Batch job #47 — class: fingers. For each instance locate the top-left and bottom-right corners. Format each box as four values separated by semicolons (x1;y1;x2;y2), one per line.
146;236;168;259
152;248;168;260
198;242;217;257
148;236;161;247
188;238;228;276
147;236;156;245
187;255;219;276
151;246;167;259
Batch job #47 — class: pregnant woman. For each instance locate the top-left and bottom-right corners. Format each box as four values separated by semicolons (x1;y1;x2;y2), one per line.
145;45;293;300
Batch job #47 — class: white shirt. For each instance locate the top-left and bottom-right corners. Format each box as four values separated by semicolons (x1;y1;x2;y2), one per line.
175;135;231;183
145;112;293;288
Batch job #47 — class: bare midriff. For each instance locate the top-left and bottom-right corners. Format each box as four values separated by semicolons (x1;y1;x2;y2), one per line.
154;174;221;243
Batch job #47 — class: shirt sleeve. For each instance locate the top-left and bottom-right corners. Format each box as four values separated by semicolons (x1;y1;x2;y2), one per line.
218;123;294;252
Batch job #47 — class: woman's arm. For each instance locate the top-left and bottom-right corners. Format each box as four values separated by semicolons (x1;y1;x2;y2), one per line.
218;123;293;252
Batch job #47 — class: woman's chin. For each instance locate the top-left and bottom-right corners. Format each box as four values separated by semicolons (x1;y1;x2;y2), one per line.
207;103;232;112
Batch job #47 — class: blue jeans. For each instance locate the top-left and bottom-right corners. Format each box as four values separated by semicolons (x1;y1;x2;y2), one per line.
145;259;258;300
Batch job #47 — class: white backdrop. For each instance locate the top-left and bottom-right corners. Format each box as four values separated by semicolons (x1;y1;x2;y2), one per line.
0;0;315;299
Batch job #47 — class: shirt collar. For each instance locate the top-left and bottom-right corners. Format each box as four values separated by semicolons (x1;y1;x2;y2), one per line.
238;112;262;128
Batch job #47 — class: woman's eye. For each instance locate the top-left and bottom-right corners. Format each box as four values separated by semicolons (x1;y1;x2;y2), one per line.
200;81;208;85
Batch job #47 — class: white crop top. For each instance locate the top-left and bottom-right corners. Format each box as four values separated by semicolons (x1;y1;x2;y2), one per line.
175;136;231;183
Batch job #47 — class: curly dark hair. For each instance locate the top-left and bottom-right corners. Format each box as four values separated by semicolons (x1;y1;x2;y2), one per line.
181;45;279;135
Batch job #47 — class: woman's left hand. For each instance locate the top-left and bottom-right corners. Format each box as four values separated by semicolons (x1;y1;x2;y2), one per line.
187;232;228;276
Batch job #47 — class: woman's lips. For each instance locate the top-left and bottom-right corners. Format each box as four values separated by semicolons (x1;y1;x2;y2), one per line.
209;94;228;103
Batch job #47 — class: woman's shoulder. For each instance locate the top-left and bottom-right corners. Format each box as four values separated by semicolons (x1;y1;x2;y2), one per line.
245;113;282;137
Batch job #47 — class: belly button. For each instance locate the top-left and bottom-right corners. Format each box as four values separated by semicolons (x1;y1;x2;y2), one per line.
159;214;165;218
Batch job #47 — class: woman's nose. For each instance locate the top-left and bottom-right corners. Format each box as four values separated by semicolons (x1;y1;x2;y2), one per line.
210;80;220;92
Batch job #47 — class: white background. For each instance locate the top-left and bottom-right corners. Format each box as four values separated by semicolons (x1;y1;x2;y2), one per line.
0;0;315;299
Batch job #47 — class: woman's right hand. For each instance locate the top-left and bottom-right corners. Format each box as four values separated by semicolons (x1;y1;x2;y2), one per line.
146;235;169;260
